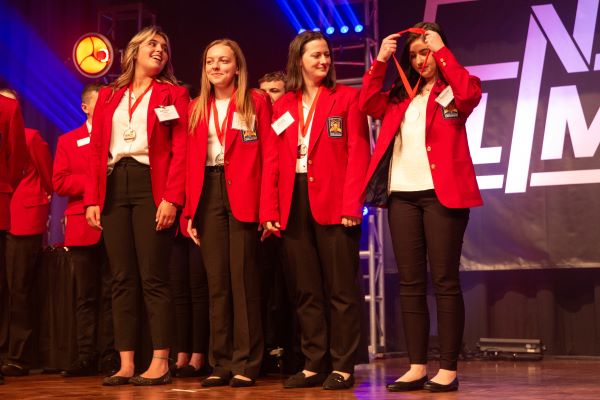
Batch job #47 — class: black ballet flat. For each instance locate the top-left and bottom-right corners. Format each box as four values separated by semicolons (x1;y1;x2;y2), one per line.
386;375;428;391
102;375;132;386
129;371;172;386
423;377;459;392
283;371;328;388
201;376;230;387
230;376;256;387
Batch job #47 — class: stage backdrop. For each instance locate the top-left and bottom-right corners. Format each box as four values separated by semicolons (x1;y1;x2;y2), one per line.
411;0;600;270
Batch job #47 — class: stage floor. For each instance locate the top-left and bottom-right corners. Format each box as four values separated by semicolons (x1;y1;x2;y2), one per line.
1;356;598;399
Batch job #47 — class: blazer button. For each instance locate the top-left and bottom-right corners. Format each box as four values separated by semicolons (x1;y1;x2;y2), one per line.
309;176;314;182
426;146;431;152
308;159;313;165
227;179;232;185
225;160;230;165
430;164;436;170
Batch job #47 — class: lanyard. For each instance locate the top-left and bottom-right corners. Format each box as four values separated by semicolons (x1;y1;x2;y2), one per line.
211;91;236;147
391;28;431;100
297;86;323;138
128;81;154;124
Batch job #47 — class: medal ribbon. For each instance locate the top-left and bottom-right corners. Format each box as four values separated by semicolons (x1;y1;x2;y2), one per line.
128;80;154;125
297;86;323;139
211;91;237;148
390;28;432;100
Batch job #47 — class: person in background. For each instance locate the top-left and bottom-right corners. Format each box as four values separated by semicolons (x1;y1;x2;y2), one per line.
258;71;286;103
261;31;370;390
54;83;118;377
0;88;52;378
359;22;482;393
84;26;189;386
0;88;27;385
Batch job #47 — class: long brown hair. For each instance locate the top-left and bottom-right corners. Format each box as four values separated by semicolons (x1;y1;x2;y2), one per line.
189;39;255;132
109;26;177;97
285;31;336;92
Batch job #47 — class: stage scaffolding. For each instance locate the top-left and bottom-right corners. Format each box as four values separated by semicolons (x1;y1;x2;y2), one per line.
327;0;386;358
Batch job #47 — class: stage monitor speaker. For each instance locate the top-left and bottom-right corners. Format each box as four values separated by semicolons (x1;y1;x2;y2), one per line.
477;338;544;360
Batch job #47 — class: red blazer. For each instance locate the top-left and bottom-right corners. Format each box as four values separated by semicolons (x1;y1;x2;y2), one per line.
184;90;273;224
10;128;53;235
0;95;27;230
359;47;483;209
53;124;102;246
261;84;370;230
84;81;189;211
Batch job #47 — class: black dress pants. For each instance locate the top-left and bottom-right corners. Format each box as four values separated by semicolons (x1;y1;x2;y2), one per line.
3;233;43;367
101;158;175;351
387;189;469;371
68;242;113;359
195;169;263;379
281;174;362;374
168;234;209;355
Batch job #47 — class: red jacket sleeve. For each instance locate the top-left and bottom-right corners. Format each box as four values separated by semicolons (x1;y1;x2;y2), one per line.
359;60;392;120
161;86;189;207
8;101;27;188
84;88;108;207
259;98;283;223
433;46;482;117
29;131;53;195
53;135;86;197
341;88;370;218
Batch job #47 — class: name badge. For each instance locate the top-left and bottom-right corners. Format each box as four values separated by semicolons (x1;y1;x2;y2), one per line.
77;136;90;147
435;86;454;108
327;117;343;138
271;111;294;136
154;105;180;122
232;112;255;131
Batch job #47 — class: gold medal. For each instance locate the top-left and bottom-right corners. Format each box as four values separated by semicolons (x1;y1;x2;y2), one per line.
297;143;308;159
215;152;225;165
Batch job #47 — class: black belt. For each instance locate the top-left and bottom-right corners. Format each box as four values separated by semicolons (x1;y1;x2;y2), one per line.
205;165;225;172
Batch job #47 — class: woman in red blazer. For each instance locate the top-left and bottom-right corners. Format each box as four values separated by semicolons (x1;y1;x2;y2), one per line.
262;31;370;390
184;39;272;388
84;26;188;386
360;22;482;393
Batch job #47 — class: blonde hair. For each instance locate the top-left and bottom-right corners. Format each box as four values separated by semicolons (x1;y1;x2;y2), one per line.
110;26;177;98
189;39;255;132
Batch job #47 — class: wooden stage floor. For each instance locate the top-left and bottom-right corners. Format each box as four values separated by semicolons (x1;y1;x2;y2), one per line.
1;356;598;399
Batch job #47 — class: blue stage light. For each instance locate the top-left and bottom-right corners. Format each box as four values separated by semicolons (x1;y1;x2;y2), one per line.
277;0;304;34
354;24;364;33
363;206;369;217
298;28;306;34
326;26;335;35
340;25;349;34
312;27;320;32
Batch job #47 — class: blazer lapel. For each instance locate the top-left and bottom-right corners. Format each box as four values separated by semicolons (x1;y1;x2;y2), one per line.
308;87;335;157
224;99;237;156
147;82;170;143
425;81;444;135
286;94;301;160
103;86;127;149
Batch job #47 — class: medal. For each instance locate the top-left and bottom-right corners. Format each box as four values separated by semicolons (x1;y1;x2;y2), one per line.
211;92;236;165
297;143;308;159
123;127;136;142
126;80;154;143
215;151;225;165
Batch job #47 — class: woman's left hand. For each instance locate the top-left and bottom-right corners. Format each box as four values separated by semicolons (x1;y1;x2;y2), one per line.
341;216;362;227
156;199;177;231
423;30;445;52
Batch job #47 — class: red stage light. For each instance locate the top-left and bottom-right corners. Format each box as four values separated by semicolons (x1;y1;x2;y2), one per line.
72;33;114;78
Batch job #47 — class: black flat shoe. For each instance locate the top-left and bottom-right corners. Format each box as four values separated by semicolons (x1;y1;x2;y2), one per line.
322;372;355;390
230;376;256;387
102;375;132;386
423;377;459;392
386;375;428;391
283;371;328;388
130;371;172;386
201;376;230;387
61;357;98;377
177;365;202;378
1;363;29;377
